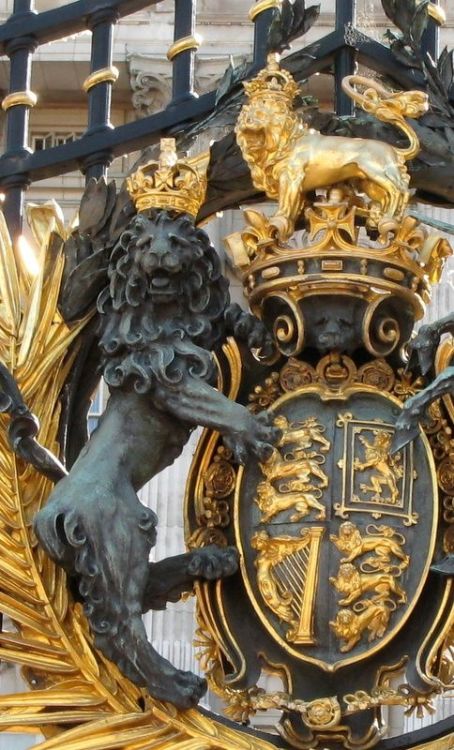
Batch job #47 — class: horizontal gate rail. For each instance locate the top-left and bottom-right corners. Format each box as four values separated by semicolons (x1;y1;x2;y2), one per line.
0;88;218;182
0;0;160;53
0;0;440;237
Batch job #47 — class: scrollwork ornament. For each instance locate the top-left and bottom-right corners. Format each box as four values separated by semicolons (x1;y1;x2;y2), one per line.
262;292;305;358
438;455;454;496
191;444;238;547
280;358;316;392
358;359;395;391
362;298;401;358
204;446;236;499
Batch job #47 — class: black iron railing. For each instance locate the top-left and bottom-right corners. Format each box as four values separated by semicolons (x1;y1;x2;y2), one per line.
0;0;440;239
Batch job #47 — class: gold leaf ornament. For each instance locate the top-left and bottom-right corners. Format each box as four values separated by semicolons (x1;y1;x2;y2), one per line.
0;204;275;750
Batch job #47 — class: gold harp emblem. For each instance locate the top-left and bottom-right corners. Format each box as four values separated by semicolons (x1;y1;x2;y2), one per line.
251;527;324;644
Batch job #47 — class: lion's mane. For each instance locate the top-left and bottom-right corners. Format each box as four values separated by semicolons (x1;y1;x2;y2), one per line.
235;98;303;196
97;209;229;393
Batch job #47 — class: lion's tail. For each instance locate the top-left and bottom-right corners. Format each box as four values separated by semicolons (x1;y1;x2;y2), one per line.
342;75;428;163
366;523;405;546
353;598;397;614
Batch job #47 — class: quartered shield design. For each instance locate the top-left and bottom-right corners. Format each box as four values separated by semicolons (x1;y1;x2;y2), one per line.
234;385;438;670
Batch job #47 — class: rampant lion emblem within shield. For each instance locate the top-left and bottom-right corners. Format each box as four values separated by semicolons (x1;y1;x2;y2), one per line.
235;385;437;670
185;354;451;749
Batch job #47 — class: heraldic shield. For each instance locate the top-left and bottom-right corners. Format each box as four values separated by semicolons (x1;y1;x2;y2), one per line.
185;350;451;749
184;58;454;750
236;384;437;668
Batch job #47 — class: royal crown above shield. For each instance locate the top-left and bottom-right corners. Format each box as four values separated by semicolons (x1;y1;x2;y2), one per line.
185;57;454;749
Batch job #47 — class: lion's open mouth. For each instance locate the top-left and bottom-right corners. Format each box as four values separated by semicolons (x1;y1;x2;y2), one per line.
149;273;178;300
241;128;265;152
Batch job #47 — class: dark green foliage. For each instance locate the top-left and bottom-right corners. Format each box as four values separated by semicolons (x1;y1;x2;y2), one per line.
267;0;320;54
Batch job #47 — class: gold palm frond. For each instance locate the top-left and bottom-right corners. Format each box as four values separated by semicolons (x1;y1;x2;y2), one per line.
0;204;274;750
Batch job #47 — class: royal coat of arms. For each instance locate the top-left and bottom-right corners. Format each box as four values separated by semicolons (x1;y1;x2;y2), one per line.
0;29;454;750
185;56;454;749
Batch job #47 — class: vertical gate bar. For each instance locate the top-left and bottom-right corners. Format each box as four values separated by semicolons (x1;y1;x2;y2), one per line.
421;0;441;60
1;0;37;240
335;0;357;116
250;0;281;70
82;8;120;181
167;0;200;106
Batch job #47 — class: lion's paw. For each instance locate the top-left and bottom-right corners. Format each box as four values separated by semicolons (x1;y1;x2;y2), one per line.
224;409;281;465
171;671;207;710
391;404;421;453
187;545;238;580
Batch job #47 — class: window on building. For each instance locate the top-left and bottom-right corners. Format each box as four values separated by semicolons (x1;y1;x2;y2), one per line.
32;131;83;151
88;379;108;434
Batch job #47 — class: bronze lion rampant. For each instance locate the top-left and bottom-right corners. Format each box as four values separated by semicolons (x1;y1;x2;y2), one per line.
30;206;280;710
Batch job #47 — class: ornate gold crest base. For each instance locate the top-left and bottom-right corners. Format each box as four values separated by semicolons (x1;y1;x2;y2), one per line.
185;341;454;750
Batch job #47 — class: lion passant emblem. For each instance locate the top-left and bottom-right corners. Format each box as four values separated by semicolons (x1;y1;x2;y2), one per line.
233;386;436;671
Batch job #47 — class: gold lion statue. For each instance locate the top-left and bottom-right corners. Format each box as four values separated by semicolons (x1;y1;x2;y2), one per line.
236;55;428;241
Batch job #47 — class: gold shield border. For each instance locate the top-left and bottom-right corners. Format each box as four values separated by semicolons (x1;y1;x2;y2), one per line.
234;383;439;671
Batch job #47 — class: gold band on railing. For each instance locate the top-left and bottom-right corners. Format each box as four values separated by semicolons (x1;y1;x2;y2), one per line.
427;3;446;25
167;34;202;61
248;0;281;21
2;90;37;111
83;66;119;93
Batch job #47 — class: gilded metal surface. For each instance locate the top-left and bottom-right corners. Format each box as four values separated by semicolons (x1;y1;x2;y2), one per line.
329;519;408;652
335;413;418;525
185;57;454;748
188;444;236;548
256;415;329;526
427;2;446;25
167;33;202;60
248;0;282;21
329;562;407;607
330;598;395;654
235;56;427;242
234;384;438;674
224;198;449;359
2;89;37;110
82;66;119;92
252;527;323;643
126;137;209;216
354;431;404;505
186;347;445;748
226;61;452;362
331;522;409;568
0;209;277;750
256;479;325;523
344;685;437;719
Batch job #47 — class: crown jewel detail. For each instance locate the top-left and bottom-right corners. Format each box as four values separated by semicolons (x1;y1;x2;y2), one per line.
243;53;300;104
224;189;452;331
126;138;209;217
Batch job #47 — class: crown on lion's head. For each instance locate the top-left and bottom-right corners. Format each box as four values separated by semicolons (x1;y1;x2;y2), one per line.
243;53;299;105
126;138;209;217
